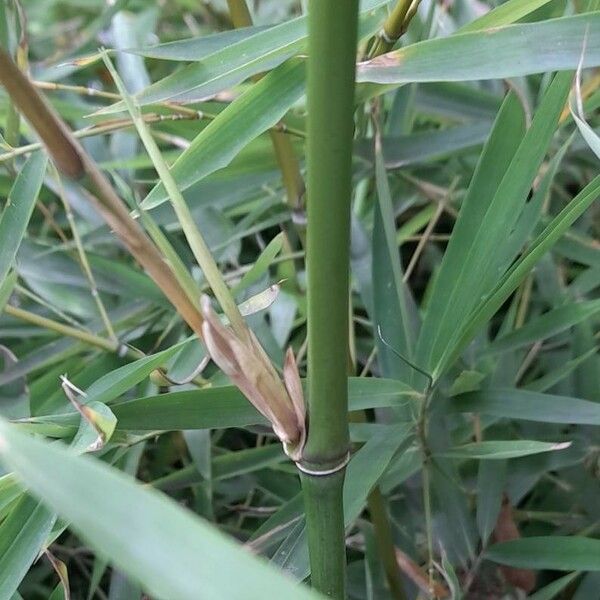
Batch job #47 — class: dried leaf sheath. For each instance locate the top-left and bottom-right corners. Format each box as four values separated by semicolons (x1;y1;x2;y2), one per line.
201;296;306;460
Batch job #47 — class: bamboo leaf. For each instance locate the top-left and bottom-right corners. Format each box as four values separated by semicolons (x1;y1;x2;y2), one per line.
355;122;491;168
459;0;555;32
140;60;305;211
111;377;417;431
0;270;16;313
0;152;47;285
450;388;600;425
357;14;600;86
0;419;319;600
438;440;571;460
0;494;56;599
102;0;387;110
438;174;600;375
19;377;417;435
487;537;600;571
128;25;271;61
487;300;600;354
83;339;192;405
372;137;418;382
233;231;284;295
416;92;526;372
528;573;579;600
476;459;506;544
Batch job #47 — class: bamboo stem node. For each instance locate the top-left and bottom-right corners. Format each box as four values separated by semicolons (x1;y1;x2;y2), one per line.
296;451;351;476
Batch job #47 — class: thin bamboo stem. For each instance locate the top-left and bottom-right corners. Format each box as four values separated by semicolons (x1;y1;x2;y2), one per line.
0;104;304;165
301;1;359;597
101;52;247;338
15;284;88;330
3;304;141;358
367;0;423;58
0;112;201;163
52;165;118;342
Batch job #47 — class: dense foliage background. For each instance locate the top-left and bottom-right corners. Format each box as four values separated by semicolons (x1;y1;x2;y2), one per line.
0;0;599;598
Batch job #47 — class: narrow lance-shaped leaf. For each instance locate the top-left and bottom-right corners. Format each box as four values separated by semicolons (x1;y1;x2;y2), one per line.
487;299;600;354
438;440;571;460
0;494;56;599
487;536;600;571
372;135;418;383
0;419;320;600
357;14;600;86
0;152;47;285
450;388;600;425
459;0;555;32
141;60;306;211
424;71;574;377
140;8;385;212
415;92;525;372
437;174;600;376
101;0;388;110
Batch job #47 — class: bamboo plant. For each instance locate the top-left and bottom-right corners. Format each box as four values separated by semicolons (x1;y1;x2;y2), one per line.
0;0;600;598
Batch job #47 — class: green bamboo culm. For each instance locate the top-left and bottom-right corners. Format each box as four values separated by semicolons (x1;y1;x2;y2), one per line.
302;1;359;598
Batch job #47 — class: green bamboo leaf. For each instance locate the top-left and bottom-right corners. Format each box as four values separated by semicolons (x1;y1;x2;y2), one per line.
355;122;491;168
152;444;286;490
450;388;600;425
431;458;478;562
438;174;600;375
21;377;416;435
141;60;306;211
476;460;506;544
111;377;417;431
344;423;412;523
357;14;600;86
459;0;554;32
487;299;600;354
372;138;418;382
0;494;56;599
570;264;600;296
128;25;270;61
0;270;16;313
528;573;579;600
0;152;47;285
486;536;600;571
138;6;389;213
104;1;386;112
525;348;599;392
129;26;302;106
233;231;284;295
416;92;526;372
83;339;192;405
438;440;571;460
0;419;320;600
495;135;572;272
